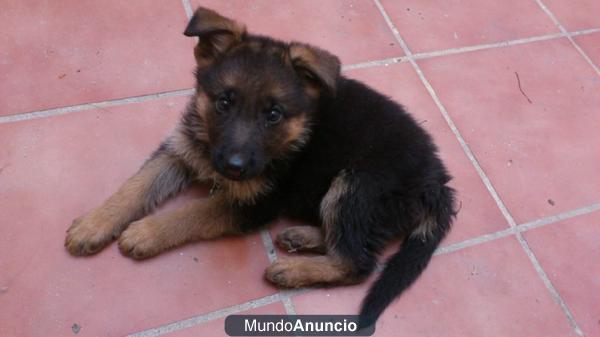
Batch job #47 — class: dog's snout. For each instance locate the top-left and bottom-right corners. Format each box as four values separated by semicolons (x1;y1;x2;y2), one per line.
225;153;246;173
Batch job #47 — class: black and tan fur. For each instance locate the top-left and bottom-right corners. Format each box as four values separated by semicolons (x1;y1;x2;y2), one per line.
65;7;456;328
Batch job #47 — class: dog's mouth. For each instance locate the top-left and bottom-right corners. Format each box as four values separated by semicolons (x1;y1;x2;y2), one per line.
213;159;263;182
218;167;247;181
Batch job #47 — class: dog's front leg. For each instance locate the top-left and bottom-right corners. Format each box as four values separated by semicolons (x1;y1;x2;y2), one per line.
118;194;240;259
65;148;193;256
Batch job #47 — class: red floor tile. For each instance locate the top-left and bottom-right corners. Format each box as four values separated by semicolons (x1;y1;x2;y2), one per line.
163;302;287;337
524;211;600;337
0;97;276;337
419;39;600;224
0;0;195;116
345;63;508;245
574;32;600;69
190;0;403;65
292;237;577;337
380;0;557;53
543;0;600;31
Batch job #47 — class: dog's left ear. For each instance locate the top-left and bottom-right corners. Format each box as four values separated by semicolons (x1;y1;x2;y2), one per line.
289;43;341;95
184;7;246;67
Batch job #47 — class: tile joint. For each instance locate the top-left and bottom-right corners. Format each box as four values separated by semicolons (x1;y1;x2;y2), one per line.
534;0;599;76
180;0;193;19
0;88;195;124
260;229;299;316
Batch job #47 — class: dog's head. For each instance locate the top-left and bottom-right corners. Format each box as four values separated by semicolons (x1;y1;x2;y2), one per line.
184;7;340;181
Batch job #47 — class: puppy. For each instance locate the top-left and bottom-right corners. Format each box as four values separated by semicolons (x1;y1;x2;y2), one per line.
65;7;456;328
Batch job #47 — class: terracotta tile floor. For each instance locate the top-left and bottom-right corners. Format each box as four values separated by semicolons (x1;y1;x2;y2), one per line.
1;1;598;337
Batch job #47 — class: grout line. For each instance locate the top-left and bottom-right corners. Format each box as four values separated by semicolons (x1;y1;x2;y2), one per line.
569;27;600;36
180;0;193;19
372;0;412;56
260;229;278;263
436;201;600;255
534;0;600;76
259;229;300;316
516;202;600;233
126;200;600;336
0;88;195;124
435;227;515;256
127;288;311;337
2;28;598;124
373;1;586;336
342;56;406;71
125;293;283;337
411;28;600;61
282;297;298;315
514;232;585;337
412;32;565;60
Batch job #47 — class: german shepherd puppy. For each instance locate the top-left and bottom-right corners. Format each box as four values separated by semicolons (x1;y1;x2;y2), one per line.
65;7;456;328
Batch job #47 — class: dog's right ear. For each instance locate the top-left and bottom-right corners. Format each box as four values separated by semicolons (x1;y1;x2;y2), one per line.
183;7;246;67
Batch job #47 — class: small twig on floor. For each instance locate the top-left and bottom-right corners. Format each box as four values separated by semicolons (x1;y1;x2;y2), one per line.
514;71;533;104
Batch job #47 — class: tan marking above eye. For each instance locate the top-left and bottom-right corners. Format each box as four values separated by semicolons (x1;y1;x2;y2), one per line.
195;91;210;119
284;114;311;148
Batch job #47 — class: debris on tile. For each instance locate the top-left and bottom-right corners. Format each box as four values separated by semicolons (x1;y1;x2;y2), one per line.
193;257;199;262
71;323;81;334
514;71;533;104
547;199;555;206
507;159;513;167
58;73;67;79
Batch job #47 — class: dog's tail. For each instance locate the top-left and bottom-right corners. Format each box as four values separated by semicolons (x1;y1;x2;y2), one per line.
358;185;455;329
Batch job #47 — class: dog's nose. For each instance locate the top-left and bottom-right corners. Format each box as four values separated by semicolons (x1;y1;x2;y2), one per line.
224;153;247;176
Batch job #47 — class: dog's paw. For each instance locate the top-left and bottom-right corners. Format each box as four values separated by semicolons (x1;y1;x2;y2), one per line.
118;219;162;260
276;226;325;253
265;258;308;288
65;213;117;256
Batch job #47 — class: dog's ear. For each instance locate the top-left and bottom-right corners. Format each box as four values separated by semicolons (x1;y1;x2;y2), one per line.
183;7;246;67
289;43;341;95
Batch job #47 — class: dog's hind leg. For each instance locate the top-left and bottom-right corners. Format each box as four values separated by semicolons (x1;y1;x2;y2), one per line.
265;170;380;288
276;226;326;254
65;145;194;256
264;254;359;287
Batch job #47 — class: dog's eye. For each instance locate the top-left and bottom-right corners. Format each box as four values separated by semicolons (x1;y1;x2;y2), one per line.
215;96;232;113
266;106;283;124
